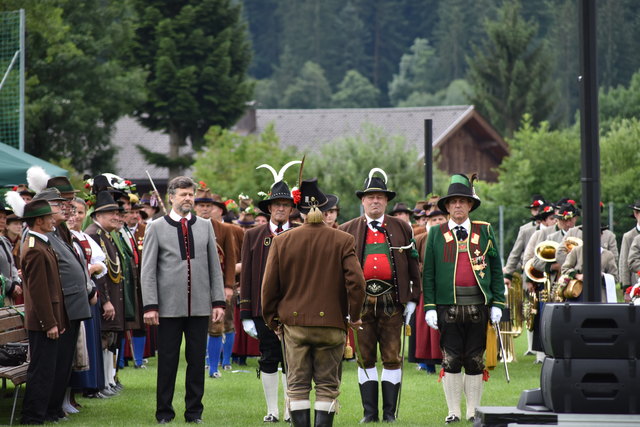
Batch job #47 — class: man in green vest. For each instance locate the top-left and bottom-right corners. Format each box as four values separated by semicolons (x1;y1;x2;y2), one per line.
423;173;506;424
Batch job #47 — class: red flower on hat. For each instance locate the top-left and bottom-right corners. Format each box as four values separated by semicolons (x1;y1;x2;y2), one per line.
84;182;91;189
124;180;132;186
291;188;301;205
567;199;575;205
224;199;234;206
199;180;207;189
532;200;542;207
12;185;17;191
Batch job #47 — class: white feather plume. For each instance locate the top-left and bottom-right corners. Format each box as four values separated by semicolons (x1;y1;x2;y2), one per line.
276;160;302;182
5;191;25;218
368;167;388;184
27;166;50;193
256;164;278;183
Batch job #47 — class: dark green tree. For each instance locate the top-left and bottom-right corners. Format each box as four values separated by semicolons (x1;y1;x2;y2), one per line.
466;0;556;137
5;0;146;173
130;0;253;179
599;69;640;128
281;61;332;108
331;70;380;108
388;38;439;106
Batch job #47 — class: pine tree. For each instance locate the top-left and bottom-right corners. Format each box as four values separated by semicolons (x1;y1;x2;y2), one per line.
331;70;380;108
130;0;253;179
281;61;332;108
466;0;556;137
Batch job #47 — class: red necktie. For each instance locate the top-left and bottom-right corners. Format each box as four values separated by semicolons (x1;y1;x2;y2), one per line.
181;218;192;315
275;224;283;234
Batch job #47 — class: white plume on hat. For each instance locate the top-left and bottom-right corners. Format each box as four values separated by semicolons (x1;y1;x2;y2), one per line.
26;166;51;193
5;191;25;218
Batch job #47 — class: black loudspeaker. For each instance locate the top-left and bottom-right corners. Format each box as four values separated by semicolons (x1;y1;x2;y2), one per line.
541;357;640;413
540;303;640;359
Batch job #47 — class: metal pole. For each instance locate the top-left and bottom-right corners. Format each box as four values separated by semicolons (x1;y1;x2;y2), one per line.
19;9;25;152
608;202;614;233
424;119;433;196
499;205;505;264
578;0;600;302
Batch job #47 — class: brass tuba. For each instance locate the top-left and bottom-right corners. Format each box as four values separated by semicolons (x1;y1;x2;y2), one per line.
523;259;543;331
524;258;546;284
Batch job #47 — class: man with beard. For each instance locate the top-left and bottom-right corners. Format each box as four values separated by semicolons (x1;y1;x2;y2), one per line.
141;176;225;424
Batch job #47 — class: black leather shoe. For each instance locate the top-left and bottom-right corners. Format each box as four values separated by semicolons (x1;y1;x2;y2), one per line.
381;381;400;423
359;381;379;423
157;419;172;424
444;414;460;424
186;419;203;424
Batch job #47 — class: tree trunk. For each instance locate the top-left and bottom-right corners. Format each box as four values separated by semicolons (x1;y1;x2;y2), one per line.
168;126;183;181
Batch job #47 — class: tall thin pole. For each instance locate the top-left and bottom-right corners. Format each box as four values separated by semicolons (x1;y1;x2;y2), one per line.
578;0;600;302
19;9;25;152
424;119;433;196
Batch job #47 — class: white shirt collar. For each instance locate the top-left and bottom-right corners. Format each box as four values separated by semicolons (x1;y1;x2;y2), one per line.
448;218;470;234
169;209;192;222
29;230;48;243
365;214;385;231
269;220;290;234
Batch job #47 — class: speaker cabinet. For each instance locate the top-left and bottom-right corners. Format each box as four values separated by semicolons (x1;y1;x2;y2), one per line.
540;357;640;413
540;303;640;359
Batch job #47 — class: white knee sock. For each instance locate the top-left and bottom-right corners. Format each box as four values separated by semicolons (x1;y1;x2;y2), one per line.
261;371;279;418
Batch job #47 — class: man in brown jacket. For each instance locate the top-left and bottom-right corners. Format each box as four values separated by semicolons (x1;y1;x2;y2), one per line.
262;179;365;427
19;199;69;424
193;186;237;377
340;168;421;423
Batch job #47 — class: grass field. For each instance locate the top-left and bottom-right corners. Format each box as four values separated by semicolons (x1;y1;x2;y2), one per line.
1;333;541;426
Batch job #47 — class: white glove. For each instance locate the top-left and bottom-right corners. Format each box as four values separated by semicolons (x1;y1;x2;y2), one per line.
425;310;438;330
403;301;416;325
490;307;502;324
242;319;258;338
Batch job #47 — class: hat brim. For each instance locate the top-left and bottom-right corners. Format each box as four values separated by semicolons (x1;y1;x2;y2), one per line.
437;194;481;214
91;204;121;215
297;194;339;214
390;208;413;216
355;189;396;201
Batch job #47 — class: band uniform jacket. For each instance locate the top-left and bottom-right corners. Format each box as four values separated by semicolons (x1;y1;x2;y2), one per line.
503;221;537;278
239;223;299;319
423;221;506;309
625;233;640;284
210;219;237;289
21;233;68;332
339;215;420;304
561;245;619;283
619;226;639;288
261;223;366;331
85;223;125;332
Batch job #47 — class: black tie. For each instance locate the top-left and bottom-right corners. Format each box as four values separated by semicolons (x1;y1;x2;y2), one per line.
275;224;283;234
455;226;468;241
370;220;383;232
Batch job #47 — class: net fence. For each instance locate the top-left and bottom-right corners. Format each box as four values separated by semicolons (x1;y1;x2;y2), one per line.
0;9;23;150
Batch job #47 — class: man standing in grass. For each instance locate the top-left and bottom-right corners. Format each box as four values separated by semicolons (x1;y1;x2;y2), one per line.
141;176;225;424
423;173;505;424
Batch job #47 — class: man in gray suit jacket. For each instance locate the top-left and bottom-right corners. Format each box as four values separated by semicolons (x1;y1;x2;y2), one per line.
141;176;225;424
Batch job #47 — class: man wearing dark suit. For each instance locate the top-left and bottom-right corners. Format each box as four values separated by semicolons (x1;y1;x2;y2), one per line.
31;188;94;420
240;160;301;423
19;199;69;425
262;179;366;427
340;169;421;423
141;176;225;424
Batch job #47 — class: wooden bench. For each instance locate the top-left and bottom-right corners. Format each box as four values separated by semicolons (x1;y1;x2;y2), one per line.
0;305;27;426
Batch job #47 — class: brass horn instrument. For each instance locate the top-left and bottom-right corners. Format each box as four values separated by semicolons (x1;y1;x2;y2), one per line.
534;240;559;302
523;258;544;331
563;236;583;253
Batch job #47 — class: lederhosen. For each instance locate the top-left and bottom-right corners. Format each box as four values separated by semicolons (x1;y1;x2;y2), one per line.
359;224;403;370
438;225;488;375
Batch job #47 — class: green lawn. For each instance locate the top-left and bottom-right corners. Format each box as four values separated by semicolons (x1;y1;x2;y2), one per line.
1;333;541;426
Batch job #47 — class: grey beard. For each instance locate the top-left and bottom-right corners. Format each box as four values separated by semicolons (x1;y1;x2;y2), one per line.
177;203;193;215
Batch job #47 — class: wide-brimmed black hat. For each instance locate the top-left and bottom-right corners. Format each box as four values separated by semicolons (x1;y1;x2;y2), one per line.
533;202;555;221
629;200;640;211
13;184;34;197
194;188;228;215
296;179;339;214
555;203;580;220
389;202;413;216
22;199;53;219
0;201;11;214
437;174;481;214
356;168;396;201
258;181;294;213
526;194;546;209
91;191;121;215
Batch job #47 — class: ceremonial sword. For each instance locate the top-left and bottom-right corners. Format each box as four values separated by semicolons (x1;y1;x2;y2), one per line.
493;321;510;383
347;315;368;380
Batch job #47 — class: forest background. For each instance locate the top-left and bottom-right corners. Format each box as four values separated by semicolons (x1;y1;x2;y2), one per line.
1;0;640;249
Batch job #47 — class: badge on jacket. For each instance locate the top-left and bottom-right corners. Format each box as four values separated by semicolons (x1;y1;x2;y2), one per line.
264;237;271;247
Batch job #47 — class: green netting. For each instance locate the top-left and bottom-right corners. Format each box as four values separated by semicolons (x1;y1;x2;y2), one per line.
0;10;23;150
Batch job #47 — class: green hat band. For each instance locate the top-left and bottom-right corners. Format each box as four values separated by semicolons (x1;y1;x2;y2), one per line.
450;174;470;187
25;205;52;218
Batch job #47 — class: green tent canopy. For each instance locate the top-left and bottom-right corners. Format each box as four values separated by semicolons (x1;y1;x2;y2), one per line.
0;142;68;185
